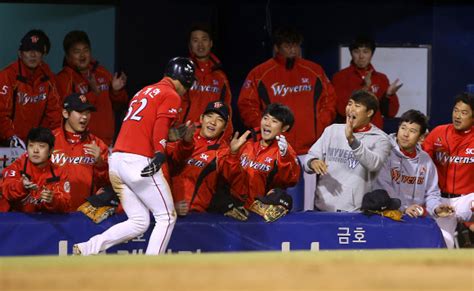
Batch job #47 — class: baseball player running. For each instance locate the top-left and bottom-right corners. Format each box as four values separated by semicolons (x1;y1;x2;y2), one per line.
73;57;196;255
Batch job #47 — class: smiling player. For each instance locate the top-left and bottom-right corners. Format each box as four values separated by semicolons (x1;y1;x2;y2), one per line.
304;90;391;212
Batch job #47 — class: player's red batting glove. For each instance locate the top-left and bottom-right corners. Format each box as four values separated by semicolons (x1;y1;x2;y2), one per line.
141;152;166;177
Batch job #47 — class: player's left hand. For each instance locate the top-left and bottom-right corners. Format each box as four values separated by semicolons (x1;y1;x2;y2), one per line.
84;141;102;164
276;135;288;157
141;152;166;177
112;72;127;92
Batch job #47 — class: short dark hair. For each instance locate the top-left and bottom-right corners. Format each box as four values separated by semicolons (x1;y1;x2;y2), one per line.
272;27;303;46
350;90;379;118
27;127;55;149
63;30;91;53
263;103;295;131
398;109;428;135
188;23;212;41
349;35;376;53
454;92;474;112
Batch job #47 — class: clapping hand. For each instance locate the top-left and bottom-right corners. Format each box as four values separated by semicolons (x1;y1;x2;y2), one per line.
40;187;53;203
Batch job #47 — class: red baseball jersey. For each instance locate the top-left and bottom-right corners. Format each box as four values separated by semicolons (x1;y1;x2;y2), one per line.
56;61;128;145
0;60;61;142
422;124;474;195
238;55;337;154
221;135;300;208
168;130;229;212
114;77;182;157
332;62;399;128
51;128;109;211
1;153;71;213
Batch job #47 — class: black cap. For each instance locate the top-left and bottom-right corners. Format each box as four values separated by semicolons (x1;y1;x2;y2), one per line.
361;189;401;212
19;30;50;54
203;101;230;122
257;188;293;211
63;93;96;112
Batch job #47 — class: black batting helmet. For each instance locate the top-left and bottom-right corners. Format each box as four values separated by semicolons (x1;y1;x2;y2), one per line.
164;57;196;89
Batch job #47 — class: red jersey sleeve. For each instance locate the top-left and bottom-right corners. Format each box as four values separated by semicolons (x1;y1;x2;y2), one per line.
152;117;173;153
316;72;337;138
421;129;436;159
1;158;27;201
40;78;62;130
274;146;301;188
92;136;110;189
237;69;264;129
0;70;16;140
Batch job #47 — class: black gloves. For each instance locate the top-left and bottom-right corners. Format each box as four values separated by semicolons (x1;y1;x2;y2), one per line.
141;152;166;177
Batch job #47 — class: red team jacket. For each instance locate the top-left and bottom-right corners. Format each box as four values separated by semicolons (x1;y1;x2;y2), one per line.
168;130;229;212
221;135;300;208
332;62;399;129
1;154;70;213
114;77;182;157
422;124;474;196
56;61;128;145
181;54;233;137
0;60;61;142
51;128;109;211
238;55;337;154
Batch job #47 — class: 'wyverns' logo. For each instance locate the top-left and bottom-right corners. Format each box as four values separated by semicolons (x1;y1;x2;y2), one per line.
271;82;312;97
390;168;425;185
17;92;47;105
240;156;271;172
326;147;360;169
189;81;220;93
435;151;474;165
50;151;96;166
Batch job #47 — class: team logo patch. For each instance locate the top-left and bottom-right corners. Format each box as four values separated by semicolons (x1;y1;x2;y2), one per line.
213;101;224;109
31;35;39;43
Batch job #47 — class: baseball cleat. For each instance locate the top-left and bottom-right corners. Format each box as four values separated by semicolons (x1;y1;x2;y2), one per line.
72;244;82;256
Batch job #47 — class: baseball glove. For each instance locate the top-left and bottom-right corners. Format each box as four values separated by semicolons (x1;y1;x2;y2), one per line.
249;200;288;223
224;205;249;221
78;202;116;224
366;209;404;221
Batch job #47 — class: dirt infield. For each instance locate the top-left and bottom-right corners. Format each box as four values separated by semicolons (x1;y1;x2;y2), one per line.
0;249;473;291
